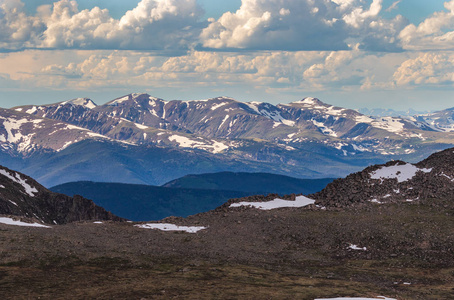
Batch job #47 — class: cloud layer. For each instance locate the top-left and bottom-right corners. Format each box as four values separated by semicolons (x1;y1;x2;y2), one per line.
5;48;453;93
3;0;454;52
2;0;454;110
0;0;416;52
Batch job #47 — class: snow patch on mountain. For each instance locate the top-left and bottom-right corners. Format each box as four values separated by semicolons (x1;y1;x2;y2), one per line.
168;135;228;153
219;115;230;129
61;98;97;109
255;106;296;127
210;102;229;111
0;118;30;143
355;115;375;123
0;169;38;196
315;297;396;300
349;244;367;251
294;97;319;106
370;163;432;183
370;117;405;134
244;102;260;113
417;114;454;132
311;119;338;137
230;195;315;210
56;141;76;151
0;117;39;152
135;223;206;233
0;217;51;228
107;96;130;106
26;107;38;114
325;106;347;116
134;123;149;130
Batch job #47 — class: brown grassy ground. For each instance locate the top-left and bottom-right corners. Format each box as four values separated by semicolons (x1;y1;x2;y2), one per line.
1;199;453;299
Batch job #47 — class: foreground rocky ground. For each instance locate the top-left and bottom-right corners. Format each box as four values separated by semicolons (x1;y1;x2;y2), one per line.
1;197;453;299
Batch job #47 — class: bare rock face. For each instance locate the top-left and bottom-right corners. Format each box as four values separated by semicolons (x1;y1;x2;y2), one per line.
312;147;454;207
0;165;125;224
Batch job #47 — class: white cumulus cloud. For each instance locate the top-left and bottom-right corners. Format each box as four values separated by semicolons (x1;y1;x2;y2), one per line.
0;0;205;51
199;0;406;51
0;0;45;49
393;52;454;86
399;0;454;50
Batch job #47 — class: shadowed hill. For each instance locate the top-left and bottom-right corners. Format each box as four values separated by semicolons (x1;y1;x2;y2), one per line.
162;171;334;195
0;165;124;224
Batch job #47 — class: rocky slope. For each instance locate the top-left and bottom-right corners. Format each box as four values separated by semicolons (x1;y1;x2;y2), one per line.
0;165;124;224
311;147;454;207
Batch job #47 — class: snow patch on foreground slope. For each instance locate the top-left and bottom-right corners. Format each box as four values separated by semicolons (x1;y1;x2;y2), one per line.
0;217;50;228
135;223;206;233
0;169;38;196
230;195;315;210
315;297;396;300
370;163;432;183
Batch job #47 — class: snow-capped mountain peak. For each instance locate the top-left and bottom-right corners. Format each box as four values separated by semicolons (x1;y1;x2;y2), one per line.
289;97;327;107
61;98;97;109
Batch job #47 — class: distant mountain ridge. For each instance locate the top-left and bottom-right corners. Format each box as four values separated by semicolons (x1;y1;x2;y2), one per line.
358;107;430;117
0;93;452;186
51;172;333;221
163;172;334;195
50;181;251;221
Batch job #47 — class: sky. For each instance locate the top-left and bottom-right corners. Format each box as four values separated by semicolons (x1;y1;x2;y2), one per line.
1;0;454;111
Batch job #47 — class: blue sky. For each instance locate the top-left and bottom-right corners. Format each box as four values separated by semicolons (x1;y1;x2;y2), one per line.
21;0;242;19
1;0;454;111
20;0;443;24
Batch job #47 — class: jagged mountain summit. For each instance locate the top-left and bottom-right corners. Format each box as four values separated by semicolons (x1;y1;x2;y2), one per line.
0;165;124;224
1;93;453;186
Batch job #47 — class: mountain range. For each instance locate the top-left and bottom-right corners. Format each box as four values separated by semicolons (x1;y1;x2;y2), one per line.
0;93;453;187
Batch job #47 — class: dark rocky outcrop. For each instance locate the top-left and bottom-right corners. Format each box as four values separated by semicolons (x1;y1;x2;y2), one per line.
220;147;454;210
0;165;125;224
311;147;454;207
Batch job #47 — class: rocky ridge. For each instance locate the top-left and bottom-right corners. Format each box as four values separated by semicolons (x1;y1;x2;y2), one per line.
220;147;454;210
0;165;124;224
311;147;454;207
